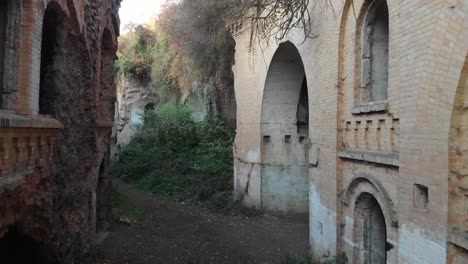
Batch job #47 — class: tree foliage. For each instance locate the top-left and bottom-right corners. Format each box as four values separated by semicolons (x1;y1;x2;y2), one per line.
117;0;237;121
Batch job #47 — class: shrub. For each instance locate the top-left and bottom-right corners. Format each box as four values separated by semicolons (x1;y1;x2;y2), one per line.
113;102;235;211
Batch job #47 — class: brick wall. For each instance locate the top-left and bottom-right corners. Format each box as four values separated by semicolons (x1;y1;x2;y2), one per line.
0;0;120;262
232;0;468;263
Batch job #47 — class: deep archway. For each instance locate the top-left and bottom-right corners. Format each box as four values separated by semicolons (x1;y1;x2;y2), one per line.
353;193;387;264
0;227;49;264
39;3;64;115
260;41;309;214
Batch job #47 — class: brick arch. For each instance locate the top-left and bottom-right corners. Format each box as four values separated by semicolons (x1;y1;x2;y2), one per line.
259;41;309;214
342;175;398;262
343;175;398;229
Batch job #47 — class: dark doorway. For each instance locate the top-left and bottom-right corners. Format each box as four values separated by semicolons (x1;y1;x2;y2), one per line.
354;193;387;264
0;228;48;264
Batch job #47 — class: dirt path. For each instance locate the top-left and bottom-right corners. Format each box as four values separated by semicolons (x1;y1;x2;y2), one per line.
99;180;309;264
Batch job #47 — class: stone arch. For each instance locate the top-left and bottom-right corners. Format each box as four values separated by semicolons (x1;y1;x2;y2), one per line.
342;176;397;263
447;54;468;263
356;0;389;104
343;176;397;228
39;2;65;115
260;41;309;214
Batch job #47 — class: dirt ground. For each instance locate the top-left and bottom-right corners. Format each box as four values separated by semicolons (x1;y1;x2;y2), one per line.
98;180;309;264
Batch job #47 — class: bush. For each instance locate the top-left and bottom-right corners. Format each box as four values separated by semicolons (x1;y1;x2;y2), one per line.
113;102;235;211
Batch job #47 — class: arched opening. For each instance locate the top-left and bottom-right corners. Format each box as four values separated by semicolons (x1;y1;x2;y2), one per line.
39;4;63;115
145;102;155;111
0;227;48;264
99;28;115;122
448;55;468;262
360;0;389;104
0;0;8;107
353;193;387;264
260;41;309;214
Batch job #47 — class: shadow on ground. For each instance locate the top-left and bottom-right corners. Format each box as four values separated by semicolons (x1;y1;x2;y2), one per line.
97;180;309;264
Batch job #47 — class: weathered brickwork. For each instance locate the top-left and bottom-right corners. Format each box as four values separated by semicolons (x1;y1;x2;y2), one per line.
0;0;119;262
232;0;468;263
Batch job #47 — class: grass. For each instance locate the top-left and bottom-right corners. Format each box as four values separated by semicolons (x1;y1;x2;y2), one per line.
112;188;144;224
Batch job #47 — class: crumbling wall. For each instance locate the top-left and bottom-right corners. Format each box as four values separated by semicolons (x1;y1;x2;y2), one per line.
0;0;120;262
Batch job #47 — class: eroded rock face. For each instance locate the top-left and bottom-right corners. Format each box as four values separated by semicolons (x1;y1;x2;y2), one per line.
0;0;120;262
113;73;209;155
114;74;161;150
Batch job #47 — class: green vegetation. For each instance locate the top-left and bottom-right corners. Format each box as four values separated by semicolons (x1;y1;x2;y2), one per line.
282;253;348;264
118;0;236;120
112;189;144;223
113;102;235;212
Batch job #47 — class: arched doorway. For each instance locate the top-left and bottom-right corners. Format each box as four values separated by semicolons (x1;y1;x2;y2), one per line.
353;193;387;264
260;41;309;214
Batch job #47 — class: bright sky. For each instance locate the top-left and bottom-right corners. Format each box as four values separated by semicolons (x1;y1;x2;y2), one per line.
119;0;167;33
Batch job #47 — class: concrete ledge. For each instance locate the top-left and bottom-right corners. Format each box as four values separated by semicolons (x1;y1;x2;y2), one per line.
352;101;388;115
0;113;63;129
339;149;399;167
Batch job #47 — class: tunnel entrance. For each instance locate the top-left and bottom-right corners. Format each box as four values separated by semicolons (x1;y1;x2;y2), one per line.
353;193;387;264
0;228;48;264
260;41;309;214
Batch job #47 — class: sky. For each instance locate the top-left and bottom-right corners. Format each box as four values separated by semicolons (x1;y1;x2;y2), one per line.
119;0;167;33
